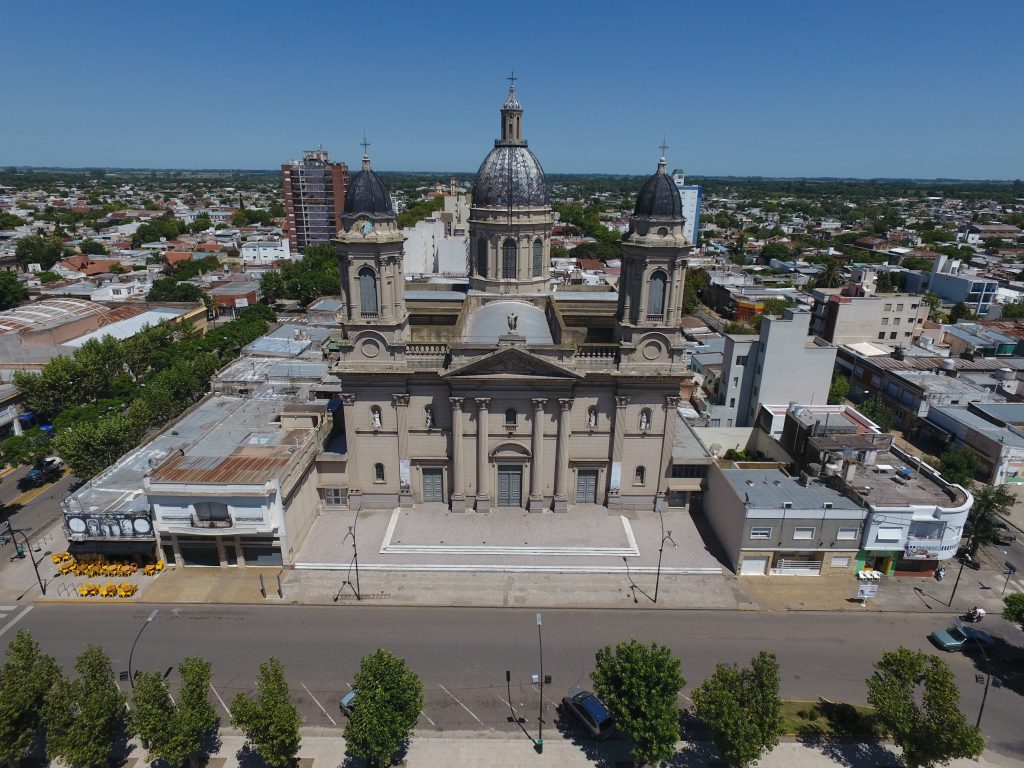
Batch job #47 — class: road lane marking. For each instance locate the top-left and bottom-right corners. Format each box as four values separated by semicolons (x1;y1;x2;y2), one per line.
530;684;559;709
209;684;230;716
438;683;484;725
0;606;32;638
419;709;435;726
301;683;337;726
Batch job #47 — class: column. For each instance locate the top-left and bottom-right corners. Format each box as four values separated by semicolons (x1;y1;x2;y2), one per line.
655;396;682;512
528;398;547;511
607;395;630;510
450;397;466;512
552;398;573;512
340;394;362;509
475;398;491;512
170;535;183;568
234;535;246;567
393;394;411;506
216;537;228;568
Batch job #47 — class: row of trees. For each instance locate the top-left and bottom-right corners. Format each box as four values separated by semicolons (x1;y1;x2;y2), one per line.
6;305;274;477
0;630;420;768
259;244;340;306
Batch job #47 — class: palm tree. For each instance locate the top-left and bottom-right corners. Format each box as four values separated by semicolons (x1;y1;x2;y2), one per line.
814;258;844;289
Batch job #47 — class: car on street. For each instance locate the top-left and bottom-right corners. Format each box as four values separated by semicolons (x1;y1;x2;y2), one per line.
995;529;1017;545
560;687;614;739
928;624;996;653
339;689;358;717
25;456;64;485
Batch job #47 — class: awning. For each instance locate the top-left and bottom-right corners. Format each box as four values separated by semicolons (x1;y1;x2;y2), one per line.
667;479;703;492
68;540;156;556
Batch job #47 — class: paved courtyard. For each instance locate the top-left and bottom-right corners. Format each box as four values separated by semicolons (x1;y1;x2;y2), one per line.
293;505;723;574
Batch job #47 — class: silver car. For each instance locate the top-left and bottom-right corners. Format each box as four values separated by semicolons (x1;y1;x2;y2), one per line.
560;687;614;739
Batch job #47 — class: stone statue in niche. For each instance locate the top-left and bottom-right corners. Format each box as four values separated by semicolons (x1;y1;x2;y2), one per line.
507;312;518;331
424;407;433;428
372;409;382;429
639;410;650;430
588;409;597;428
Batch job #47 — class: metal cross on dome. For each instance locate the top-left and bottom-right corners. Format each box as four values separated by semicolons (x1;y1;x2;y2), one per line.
360;133;370;154
658;137;669;158
507;70;517;88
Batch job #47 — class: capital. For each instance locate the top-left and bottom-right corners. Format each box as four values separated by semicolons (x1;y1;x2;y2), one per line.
665;396;682;408
475;397;492;409
531;398;548;410
392;394;411;407
615;396;631;408
449;397;465;408
558;398;574;411
340;393;357;406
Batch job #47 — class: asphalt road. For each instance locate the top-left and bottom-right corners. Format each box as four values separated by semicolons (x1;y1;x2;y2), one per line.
0;468;77;550
4;603;1021;758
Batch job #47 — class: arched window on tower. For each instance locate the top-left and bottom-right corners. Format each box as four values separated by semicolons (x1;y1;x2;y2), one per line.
359;267;379;317
477;238;488;277
503;239;517;280
533;239;543;277
648;270;667;320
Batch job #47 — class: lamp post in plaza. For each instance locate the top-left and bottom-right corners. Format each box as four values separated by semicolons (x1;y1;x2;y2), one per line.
4;520;46;596
336;509;361;601
128;609;159;688
654;509;679;604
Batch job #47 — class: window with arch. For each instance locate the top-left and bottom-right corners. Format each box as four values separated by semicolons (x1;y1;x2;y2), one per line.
477;238;488;277
633;466;646;485
639;408;652;431
532;239;543;277
370;406;382;429
648;270;667;318
358;267;378;316
373;463;385;483
505;408;517;426
502;238;516;279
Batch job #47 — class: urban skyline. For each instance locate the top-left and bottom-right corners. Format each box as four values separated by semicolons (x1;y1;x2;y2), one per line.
3;0;1023;179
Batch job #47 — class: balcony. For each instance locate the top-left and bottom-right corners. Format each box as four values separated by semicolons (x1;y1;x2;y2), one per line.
191;514;232;529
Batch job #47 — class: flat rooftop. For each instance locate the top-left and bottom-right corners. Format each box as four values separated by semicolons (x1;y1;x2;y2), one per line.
721;468;861;511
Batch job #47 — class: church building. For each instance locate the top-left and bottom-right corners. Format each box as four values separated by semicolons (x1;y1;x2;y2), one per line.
320;81;698;515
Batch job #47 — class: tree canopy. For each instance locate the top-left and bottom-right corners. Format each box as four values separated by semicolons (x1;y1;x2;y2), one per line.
866;648;982;768
0;272;28;311
591;640;684;767
15;234;70;269
344;649;424;767
858;395;893;431
0;630;61;768
230;658;300;768
938;446;979;487
131;657;218;768
259;243;338;306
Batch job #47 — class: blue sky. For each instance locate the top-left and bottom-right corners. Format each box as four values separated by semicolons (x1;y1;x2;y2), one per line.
4;0;1022;178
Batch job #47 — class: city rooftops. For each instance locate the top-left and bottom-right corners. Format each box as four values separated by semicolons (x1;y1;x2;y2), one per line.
721;468;861;511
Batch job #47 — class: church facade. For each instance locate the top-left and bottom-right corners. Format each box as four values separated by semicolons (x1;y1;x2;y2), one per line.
320;83;698;515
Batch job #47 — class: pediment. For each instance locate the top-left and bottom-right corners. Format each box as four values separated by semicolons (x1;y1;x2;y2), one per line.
442;346;582;379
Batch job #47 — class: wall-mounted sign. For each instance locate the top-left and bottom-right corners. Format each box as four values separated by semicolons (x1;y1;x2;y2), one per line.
64;512;154;540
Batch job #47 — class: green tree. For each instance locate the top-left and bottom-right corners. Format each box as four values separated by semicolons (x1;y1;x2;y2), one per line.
828;373;850;405
147;278;207;304
37;271;60;284
759;242;791;263
692;651;781;768
0;428;50;468
14;356;82;421
875;272;895;293
51;413;145;479
938;446;979;487
0;630;61;768
866;648;983;768
813;258;844;288
79;238;107;255
229;658;300;768
1003;592;1024;625
344;649;423;767
259;271;287;304
966;483;1015;555
0;273;27;311
131;658;218;768
191;214;213;232
43;645;126;768
15;234;68;269
230;210;249;228
591;640;684;767
922;292;943;321
683;268;709;313
858;395;893;431
998;298;1024;320
0;212;25;229
948;302;975;324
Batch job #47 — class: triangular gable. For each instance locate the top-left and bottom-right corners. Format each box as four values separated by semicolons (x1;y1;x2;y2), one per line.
442;346;582;379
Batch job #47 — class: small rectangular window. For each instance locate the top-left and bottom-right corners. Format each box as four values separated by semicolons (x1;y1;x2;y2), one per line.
736;355;748;366
890;332;897;339
793;527;815;540
750;527;772;540
896;303;904;311
837;527;858;540
832;556;851;568
884;303;892;311
878;332;886;340
324;488;347;505
893;318;901;326
881;317;889;326
729;398;736;408
876;526;902;543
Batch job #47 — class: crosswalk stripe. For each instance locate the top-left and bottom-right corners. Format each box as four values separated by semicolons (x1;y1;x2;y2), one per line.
0;606;33;638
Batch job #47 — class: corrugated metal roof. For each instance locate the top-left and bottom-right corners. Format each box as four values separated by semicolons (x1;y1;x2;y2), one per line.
150;454;289;484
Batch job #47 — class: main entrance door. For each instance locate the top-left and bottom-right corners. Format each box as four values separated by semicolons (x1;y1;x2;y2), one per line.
576;470;598;504
422;468;444;503
497;465;522;507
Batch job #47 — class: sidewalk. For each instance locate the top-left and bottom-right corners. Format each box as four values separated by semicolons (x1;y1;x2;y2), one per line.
116;728;1018;768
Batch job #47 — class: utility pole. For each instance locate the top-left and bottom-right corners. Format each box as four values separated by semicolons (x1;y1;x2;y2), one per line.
128;609;159;689
535;612;545;754
947;558;965;607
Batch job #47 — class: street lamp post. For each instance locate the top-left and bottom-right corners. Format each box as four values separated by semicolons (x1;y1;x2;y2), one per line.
5;520;45;595
654;510;679;604
337;509;361;601
1002;562;1017;596
947;558;966;607
128;609;159;689
536;612;544;754
971;634;991;728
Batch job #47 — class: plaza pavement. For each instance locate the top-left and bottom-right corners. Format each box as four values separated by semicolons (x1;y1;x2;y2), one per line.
113;728;1019;768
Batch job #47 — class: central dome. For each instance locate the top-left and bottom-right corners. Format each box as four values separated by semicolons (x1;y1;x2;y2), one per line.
473;145;550;208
